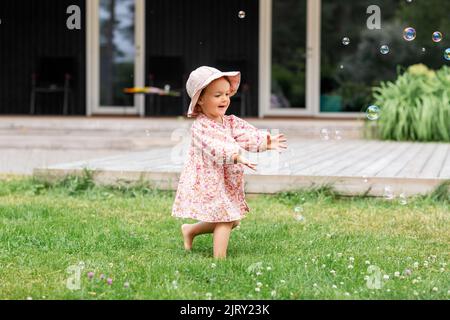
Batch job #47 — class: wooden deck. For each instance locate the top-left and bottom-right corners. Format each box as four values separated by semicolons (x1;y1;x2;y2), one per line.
33;139;450;197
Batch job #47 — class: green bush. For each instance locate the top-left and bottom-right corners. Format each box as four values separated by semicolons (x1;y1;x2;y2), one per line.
370;64;450;142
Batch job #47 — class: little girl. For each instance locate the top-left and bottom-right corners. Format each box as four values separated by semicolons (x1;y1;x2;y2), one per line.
172;66;288;259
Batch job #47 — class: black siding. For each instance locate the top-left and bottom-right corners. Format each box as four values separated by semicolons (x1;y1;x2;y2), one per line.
145;0;259;117
0;0;86;115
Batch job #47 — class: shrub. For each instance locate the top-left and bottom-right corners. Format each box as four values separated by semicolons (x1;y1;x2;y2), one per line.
369;64;450;142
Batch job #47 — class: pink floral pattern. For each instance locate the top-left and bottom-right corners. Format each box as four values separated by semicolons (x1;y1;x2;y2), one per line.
172;113;270;222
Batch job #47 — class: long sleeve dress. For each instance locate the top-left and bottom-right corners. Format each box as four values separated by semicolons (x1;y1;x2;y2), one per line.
172;112;270;222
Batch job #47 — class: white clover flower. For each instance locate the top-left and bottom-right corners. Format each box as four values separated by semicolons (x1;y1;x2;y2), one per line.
348;265;354;269
313;283;318;287
266;266;272;271
271;290;276;297
387;289;391;292
211;263;216;268
383;275;389;280
413;262;419;268
255;287;261;292
345;292;350;296
332;285;337;289
256;272;262;276
412;279;418;284
349;257;355;262
280;280;286;284
330;270;336;275
256;282;263;287
340;282;344;285
394;272;400;277
365;260;370;265
432;287;438;292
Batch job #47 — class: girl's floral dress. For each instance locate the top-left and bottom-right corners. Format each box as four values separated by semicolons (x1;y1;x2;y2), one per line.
172;112;270;222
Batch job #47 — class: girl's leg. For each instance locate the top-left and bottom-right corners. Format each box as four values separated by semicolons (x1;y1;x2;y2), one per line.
213;222;234;259
181;222;216;250
182;220;241;251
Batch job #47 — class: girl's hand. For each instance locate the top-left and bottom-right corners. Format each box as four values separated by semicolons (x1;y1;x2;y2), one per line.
268;133;288;152
234;154;258;171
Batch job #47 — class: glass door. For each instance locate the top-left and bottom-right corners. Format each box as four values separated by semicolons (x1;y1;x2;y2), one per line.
87;0;145;116
260;0;319;117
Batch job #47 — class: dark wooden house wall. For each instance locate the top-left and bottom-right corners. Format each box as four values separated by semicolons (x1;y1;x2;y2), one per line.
0;0;258;117
0;0;86;115
145;0;259;117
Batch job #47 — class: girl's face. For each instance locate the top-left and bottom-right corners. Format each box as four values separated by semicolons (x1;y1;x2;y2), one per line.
197;77;231;121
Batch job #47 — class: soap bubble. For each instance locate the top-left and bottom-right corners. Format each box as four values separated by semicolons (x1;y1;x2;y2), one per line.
320;128;330;140
383;186;395;200
366;105;380;121
399;193;408;205
380;45;390;55
342;37;350;46
334;130;342;140
432;31;443;43
294;206;305;222
403;27;416;41
444;48;450;61
238;11;246;19
294;206;303;213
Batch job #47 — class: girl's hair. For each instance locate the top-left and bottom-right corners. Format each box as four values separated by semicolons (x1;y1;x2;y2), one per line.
195;76;231;114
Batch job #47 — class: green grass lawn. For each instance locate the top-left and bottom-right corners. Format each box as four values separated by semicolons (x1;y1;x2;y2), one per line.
0;173;448;300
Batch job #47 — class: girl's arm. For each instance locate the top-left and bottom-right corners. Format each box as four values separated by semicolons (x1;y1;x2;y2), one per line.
229;115;270;153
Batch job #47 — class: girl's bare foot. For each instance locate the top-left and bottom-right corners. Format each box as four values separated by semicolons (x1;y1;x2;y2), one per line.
181;224;194;250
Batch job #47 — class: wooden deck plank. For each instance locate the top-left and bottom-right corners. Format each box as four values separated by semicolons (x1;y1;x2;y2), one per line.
321;141;384;176
295;141;369;176
289;141;349;171
358;142;414;177
397;144;437;178
420;144;449;178
375;143;425;177
337;142;399;177
439;146;450;178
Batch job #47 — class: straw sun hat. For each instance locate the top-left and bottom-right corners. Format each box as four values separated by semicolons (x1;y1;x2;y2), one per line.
186;66;241;117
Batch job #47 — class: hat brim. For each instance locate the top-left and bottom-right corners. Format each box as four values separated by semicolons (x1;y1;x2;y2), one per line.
187;71;241;117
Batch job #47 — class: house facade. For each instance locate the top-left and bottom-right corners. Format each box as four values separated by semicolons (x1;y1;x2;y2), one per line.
0;0;448;118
